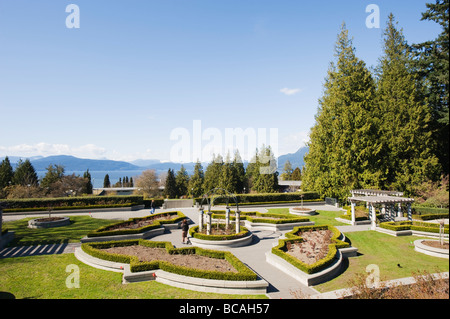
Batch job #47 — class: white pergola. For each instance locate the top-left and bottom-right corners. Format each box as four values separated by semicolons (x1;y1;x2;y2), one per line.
348;190;414;230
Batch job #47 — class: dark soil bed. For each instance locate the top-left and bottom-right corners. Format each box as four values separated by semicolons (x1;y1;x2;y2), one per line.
103;245;238;273
35;217;66;222
103;214;177;231
422;240;449;250
286;229;333;265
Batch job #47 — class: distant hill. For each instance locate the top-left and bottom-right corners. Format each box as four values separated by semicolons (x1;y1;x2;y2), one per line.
27;155;141;171
4;147;309;175
277;146;309;172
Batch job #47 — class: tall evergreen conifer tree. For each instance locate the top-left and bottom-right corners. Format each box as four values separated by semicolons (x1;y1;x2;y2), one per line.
303;24;382;201
376;14;441;193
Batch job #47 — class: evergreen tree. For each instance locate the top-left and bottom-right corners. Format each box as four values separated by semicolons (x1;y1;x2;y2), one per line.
175;165;189;197
203;154;223;193
302;23;382;201
280;160;293;181
412;0;449;174
0;157;14;189
253;146;279;193
13;159;38;186
376;14;441;193
103;174;111;188
232;150;246;194
83;169;93;194
188;160;204;198
164;168;177;198
219;152;237;193
291;167;302;181
41;164;65;192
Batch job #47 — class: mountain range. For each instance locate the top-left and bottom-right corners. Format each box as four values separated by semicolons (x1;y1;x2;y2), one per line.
6;146;308;174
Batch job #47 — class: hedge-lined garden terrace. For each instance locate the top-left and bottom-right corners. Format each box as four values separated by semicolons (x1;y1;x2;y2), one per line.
76;239;268;294
266;225;357;286
81;211;186;243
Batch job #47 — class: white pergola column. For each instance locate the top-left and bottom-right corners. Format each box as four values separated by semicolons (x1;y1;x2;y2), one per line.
198;208;204;232
351;201;356;225
381;204;386;218
371;203;377;230
235;210;241;234
407;203;412;221
225;207;230;230
206;211;212;235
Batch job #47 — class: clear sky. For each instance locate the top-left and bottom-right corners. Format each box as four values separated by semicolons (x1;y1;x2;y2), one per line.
0;0;442;163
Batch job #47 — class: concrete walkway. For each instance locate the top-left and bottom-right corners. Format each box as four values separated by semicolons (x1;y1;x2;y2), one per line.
0;205;366;299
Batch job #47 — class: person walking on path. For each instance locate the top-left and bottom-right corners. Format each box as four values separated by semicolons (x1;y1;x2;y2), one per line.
150;200;156;214
181;219;189;244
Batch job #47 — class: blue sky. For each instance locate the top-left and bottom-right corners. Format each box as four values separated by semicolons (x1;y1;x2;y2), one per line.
0;0;442;163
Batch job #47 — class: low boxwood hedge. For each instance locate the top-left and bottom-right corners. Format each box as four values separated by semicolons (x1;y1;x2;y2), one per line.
81;239;257;281
194;192;321;206
210;210;310;224
379;221;449;234
271;225;350;275
189;224;251;241
87;211;186;238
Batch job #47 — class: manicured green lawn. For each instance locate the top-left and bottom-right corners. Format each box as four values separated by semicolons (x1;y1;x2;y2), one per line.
2;216;117;246
313;231;450;293
0;253;265;299
267;208;347;226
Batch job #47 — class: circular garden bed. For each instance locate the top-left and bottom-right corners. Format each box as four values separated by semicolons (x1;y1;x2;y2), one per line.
188;224;253;249
289;207;317;216
414;239;449;259
28;216;71;229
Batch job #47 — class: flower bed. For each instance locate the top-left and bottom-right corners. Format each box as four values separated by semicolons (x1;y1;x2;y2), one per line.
81;239;257;281
271;225;350;275
87;211;186;238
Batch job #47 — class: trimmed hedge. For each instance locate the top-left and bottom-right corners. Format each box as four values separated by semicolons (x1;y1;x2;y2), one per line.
189;224;251;241
194;192;321;206
3;195;145;211
87;211;186;238
379;221;449;234
210;210;310;224
271;225;349;275
81;239;257;281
